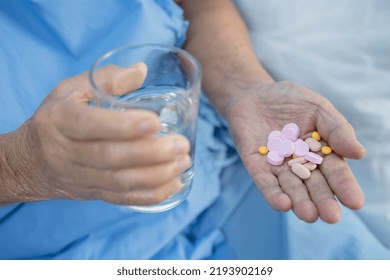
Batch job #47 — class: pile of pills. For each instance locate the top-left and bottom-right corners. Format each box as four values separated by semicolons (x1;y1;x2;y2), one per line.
258;123;333;180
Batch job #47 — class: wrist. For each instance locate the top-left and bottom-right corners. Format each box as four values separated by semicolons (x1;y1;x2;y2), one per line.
206;67;275;118
0;121;48;204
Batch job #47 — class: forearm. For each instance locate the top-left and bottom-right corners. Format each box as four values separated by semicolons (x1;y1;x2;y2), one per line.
182;0;273;117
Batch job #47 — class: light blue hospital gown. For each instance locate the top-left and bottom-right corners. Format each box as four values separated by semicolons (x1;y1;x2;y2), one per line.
0;0;389;259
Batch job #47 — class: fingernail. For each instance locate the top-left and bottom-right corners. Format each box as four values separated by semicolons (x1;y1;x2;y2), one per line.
357;141;367;157
176;156;191;171
170;181;183;195
357;140;365;149
132;62;147;72
174;138;189;155
355;138;366;150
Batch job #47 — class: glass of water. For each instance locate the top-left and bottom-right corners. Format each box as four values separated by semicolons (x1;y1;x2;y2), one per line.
89;44;202;213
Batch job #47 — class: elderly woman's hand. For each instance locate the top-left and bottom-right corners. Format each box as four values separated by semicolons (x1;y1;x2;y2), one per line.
1;64;191;206
225;81;366;223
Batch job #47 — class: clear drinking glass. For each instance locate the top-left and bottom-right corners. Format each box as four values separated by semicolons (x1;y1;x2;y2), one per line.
89;44;202;213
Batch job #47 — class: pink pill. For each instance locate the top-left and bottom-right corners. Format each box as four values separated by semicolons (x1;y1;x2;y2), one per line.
294;139;309;157
267;137;283;151
305;152;323;165
305;137;321;152
303;162;317;171
281;123;300;141
278;139;295;157
291;163;311;180
267;151;285;166
268;130;281;140
288;157;307;166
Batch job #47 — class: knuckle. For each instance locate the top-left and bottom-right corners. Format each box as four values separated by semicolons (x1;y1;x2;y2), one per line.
32;106;52;132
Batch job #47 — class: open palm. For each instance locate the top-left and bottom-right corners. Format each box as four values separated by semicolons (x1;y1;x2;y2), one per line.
226;81;365;223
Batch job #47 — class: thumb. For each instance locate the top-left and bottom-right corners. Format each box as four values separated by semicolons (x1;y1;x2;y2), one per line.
316;100;366;159
96;62;148;96
49;62;148;101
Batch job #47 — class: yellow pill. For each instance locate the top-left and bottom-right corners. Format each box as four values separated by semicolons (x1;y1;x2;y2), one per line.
321;146;332;155
312;131;321;141
292;154;298;159
258;146;269;155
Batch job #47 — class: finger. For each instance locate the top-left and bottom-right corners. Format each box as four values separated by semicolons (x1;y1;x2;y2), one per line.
305;169;341;223
71;134;190;169
96;178;183;206
53;63;147;100
316;98;365;159
91;62;148;96
277;167;318;223
94;155;191;192
253;171;292;212
113;62;147;95
319;152;364;210
56;101;161;140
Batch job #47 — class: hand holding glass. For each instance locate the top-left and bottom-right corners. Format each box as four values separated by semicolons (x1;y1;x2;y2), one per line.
89;44;202;213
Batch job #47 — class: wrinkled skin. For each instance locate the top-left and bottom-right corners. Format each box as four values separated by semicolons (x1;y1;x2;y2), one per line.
226;81;366;223
2;64;191;206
